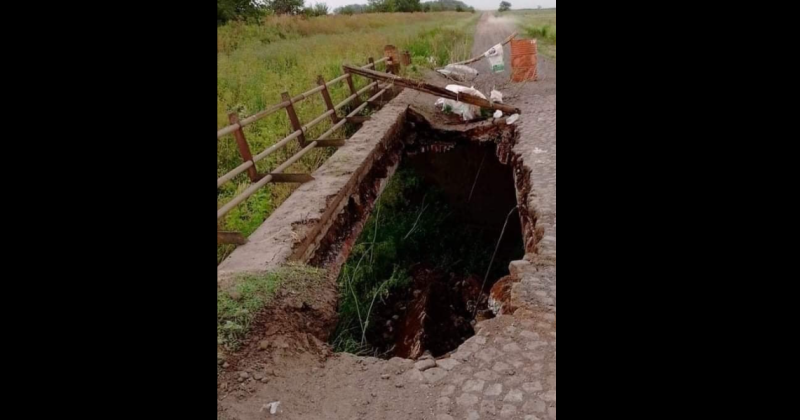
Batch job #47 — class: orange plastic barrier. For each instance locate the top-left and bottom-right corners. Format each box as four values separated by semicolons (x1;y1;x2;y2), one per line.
510;39;538;82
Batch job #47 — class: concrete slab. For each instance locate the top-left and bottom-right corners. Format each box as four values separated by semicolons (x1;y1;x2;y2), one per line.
217;90;416;289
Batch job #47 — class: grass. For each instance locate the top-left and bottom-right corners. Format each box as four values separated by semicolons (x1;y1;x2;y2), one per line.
511;9;556;60
218;12;478;264
217;264;327;351
330;168;511;356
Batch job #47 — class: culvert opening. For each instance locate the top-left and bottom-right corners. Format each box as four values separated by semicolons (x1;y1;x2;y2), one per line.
329;117;524;359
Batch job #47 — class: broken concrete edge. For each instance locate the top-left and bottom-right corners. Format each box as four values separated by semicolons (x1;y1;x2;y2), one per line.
307;150;402;280
217;90;417;291
505;96;557;318
301;101;407;268
406;106;516;142
403;103;546;324
404;97;557;356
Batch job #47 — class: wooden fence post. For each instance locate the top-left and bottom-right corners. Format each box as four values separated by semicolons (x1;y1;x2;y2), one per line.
401;51;411;66
368;58;381;95
281;91;306;148
342;67;362;108
227;112;260;182
317;75;340;125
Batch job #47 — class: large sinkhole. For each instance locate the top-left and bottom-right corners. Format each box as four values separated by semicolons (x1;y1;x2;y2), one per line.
330;122;524;359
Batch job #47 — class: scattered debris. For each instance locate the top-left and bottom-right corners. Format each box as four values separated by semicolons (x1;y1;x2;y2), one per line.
484;43;505;73
344;65;520;115
436;32;517;69
533;147;547;154
260;401;281;415
490;89;504;103
506;114;520;125
493;110;503;119
436;64;479;82
488;275;516;315
434;85;487;121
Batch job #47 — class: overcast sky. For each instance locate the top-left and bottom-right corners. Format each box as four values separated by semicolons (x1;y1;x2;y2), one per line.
318;0;557;12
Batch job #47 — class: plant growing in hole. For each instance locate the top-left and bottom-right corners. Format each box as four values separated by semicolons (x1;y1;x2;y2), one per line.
330;167;520;356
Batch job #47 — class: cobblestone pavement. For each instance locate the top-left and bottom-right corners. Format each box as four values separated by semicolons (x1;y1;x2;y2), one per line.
427;310;556;420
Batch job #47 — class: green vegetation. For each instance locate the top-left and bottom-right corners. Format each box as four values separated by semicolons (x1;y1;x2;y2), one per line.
303;3;329;17
335;0;474;14
218;0;267;24
267;0;307;15
330;168;509;355
217;0;476;23
513;9;556;60
499;1;511;12
218;12;477;263
368;0;422;13
217;264;327;350
422;0;474;12
334;4;369;14
217;0;329;24
404;22;476;78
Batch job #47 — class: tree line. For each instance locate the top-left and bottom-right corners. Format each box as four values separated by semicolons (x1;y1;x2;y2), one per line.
336;0;474;15
218;0;330;24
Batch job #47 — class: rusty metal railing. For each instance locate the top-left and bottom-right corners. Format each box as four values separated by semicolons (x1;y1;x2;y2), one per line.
217;54;396;244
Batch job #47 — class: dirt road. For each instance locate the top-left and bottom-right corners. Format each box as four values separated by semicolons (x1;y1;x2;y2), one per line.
218;13;557;420
469;12;556;98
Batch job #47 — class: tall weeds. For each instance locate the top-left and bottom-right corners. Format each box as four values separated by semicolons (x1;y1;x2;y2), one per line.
512;9;557;60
